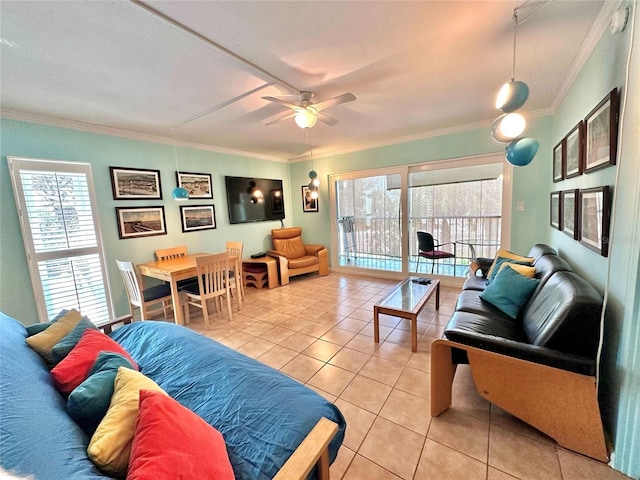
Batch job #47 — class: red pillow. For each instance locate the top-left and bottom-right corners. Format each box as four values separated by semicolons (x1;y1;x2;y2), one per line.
128;390;235;480
50;329;138;395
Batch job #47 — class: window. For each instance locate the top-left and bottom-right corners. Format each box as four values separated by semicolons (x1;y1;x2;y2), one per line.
8;157;112;324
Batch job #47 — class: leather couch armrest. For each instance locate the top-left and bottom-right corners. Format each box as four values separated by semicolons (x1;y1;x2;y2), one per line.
444;329;596;376
304;244;325;256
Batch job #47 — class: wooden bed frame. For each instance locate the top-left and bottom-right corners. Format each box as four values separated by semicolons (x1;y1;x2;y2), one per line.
102;315;340;480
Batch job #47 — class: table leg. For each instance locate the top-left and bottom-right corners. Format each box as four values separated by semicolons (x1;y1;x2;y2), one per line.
373;306;380;343
411;315;417;352
169;278;183;325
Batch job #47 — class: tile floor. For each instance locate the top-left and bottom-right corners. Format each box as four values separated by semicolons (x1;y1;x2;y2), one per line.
180;272;629;480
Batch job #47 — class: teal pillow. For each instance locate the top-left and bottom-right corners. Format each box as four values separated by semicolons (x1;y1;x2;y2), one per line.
66;351;137;434
488;257;531;283
480;265;540;319
50;316;98;364
25;309;69;336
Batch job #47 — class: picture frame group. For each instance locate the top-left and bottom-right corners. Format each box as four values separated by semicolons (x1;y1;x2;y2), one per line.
552;88;619;182
550;186;611;256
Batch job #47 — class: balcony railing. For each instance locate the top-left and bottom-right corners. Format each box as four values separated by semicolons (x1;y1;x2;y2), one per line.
337;215;501;276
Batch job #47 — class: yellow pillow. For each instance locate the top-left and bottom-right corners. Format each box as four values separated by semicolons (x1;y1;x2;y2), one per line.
25;309;83;365
486;249;533;279
87;367;166;477
498;262;536;278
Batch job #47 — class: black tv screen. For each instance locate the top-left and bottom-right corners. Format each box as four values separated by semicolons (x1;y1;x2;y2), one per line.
225;176;285;224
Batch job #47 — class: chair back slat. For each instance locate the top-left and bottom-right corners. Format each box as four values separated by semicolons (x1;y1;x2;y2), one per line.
196;252;231;299
155;245;188;261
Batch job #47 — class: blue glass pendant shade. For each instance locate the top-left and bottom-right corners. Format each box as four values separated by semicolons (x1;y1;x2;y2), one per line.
496;80;529;113
172;187;189;200
505;137;539;166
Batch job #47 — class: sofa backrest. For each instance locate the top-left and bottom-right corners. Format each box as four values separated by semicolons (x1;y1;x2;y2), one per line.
522;271;603;359
533;254;572;288
527;244;557;262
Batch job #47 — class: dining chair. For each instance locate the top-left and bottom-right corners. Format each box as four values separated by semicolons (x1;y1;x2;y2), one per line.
180;252;234;328
116;259;174;321
154;245;197;288
226;241;245;302
416;231;456;274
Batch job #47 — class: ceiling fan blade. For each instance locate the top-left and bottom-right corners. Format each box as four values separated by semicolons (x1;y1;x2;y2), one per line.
313;92;356;111
265;110;296;126
318;112;339;126
261;96;300;110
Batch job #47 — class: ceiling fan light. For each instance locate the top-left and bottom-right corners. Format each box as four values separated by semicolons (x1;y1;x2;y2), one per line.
172;187;189;201
496;80;529;113
491;113;526;143
295;108;318;129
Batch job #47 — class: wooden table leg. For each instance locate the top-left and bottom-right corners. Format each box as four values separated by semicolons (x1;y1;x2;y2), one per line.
411;315;417;352
169;278;183;325
373;306;380;343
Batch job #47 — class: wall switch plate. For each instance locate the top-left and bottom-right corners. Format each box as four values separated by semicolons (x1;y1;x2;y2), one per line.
517;201;525;211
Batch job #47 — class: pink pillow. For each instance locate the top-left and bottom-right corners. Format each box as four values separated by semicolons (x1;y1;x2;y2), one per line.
128;390;235;480
50;329;138;395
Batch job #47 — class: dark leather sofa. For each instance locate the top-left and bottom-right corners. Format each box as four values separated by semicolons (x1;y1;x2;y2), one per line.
431;244;609;462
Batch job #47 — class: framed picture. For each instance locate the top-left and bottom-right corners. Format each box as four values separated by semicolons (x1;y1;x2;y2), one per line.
552;139;565;182
110;167;162;200
580;186;611;256
550;191;561;230
563;121;584;179
270;189;284;214
176;171;213;199
115;206;166;239
301;186;319;213
584;88;619;173
561;189;579;239
180;205;216;232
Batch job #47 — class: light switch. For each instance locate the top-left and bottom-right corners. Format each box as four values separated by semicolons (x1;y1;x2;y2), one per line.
517;201;525;211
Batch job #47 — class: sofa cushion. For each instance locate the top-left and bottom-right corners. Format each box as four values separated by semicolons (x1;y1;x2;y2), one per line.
455;290;514;323
25;309;83;366
88;368;166;477
533;254;572;288
480;265;540;319
50;329;138;395
462;275;488;291
445;310;528;344
128;390;235;480
288;255;319;269
51;316;99;364
67;352;138;434
272;235;306;259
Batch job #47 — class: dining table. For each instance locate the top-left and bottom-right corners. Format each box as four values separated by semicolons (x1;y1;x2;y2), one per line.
137;252;242;325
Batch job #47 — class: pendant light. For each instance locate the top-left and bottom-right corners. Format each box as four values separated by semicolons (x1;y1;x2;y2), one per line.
172;146;189;201
496;10;529;113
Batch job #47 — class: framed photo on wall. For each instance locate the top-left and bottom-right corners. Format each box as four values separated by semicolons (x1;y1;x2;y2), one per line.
110;167;162;200
176;171;213;199
550;191;561;230
301;186;319;213
563;121;584;179
180;205;216;232
552;139;565;183
115;206;166;239
561;189;579;239
584;88;619;173
579;186;611;256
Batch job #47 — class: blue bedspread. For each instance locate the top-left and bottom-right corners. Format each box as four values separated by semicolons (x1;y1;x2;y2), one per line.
0;312;110;479
110;321;346;480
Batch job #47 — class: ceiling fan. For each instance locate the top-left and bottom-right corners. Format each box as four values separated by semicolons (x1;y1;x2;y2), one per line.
262;91;356;128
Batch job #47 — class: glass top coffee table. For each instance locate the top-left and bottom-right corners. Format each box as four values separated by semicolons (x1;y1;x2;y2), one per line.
373;277;440;352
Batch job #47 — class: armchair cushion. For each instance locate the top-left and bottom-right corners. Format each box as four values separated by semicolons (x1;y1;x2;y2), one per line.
272;236;306;259
304;244;325;256
288;256;319;269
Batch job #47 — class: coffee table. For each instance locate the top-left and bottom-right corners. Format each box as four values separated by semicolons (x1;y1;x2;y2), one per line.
373;277;440;352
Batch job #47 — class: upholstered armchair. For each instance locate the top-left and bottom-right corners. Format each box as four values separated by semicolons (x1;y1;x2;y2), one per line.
268;227;329;285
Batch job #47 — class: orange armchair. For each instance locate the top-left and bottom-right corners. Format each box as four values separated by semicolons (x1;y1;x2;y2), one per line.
268;227;329;285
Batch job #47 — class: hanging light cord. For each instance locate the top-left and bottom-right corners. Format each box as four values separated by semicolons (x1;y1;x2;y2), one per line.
511;10;518;80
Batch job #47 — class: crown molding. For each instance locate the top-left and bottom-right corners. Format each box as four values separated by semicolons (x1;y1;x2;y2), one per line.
0;109;287;163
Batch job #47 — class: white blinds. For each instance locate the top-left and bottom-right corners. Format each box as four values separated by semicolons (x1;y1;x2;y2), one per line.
8;158;112;324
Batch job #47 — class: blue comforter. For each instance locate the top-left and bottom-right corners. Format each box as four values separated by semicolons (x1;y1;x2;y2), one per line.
111;321;346;480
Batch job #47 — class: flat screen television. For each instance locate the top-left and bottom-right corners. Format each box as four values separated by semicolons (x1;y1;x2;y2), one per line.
225;176;285;224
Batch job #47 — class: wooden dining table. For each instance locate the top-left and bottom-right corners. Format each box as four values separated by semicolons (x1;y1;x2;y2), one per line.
138;252;242;325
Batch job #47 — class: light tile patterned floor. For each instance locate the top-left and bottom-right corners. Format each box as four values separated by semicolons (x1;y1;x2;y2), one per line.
180;272;629;480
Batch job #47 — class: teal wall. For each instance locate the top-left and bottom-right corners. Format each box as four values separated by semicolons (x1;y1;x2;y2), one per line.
0;120;291;323
0;7;637;476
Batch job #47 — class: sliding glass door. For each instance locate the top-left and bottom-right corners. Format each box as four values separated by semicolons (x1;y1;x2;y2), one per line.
330;155;509;279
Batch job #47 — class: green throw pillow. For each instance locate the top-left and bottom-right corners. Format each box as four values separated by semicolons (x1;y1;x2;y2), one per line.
488;257;531;283
50;316;98;364
480;265;540;319
66;351;137;434
25;309;69;337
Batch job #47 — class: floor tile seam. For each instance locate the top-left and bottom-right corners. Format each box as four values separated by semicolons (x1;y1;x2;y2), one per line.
357;431;427;480
424;436;492;472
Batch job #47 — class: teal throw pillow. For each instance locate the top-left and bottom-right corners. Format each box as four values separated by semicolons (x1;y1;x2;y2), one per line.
50;316;98;364
488;257;531;283
66;351;137;434
480;265;540;319
25;309;69;337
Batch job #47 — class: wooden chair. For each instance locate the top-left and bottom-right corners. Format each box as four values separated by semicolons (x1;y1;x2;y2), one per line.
226;241;245;303
154;245;196;288
180;252;233;328
116;260;173;321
